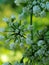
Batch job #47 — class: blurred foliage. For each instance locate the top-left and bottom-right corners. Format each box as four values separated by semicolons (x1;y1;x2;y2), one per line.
0;0;49;65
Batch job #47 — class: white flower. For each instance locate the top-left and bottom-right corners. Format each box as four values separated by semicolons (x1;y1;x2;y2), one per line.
26;38;33;44
19;25;24;30
46;1;49;11
0;28;5;32
33;0;37;5
40;3;46;8
40;10;46;17
14;0;20;5
20;43;24;47
5;39;10;44
37;40;45;46
9;22;13;26
27;25;33;31
0;35;5;40
36;49;42;55
19;13;24;20
2;62;11;65
15;40;19;43
15;29;19;33
35;49;45;56
20;31;23;35
33;5;41;14
9;43;16;50
38;30;43;35
20;37;25;43
3;18;9;22
14;0;26;5
11;15;16;20
23;7;29;13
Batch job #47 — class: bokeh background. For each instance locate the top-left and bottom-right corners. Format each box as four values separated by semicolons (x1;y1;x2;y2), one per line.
0;0;49;65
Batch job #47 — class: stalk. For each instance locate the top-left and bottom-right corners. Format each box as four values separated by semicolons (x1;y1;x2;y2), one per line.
30;7;33;40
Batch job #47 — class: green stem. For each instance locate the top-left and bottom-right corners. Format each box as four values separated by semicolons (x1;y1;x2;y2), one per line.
30;9;33;40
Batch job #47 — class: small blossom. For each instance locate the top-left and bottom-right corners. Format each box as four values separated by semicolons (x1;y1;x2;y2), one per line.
26;38;33;44
46;1;49;11
0;35;5;40
9;22;13;26
19;13;24;20
15;40;19;43
3;18;9;22
15;29;19;33
37;40;45;46
23;7;29;14
14;0;26;6
9;43;16;50
11;15;16;21
35;49;45;56
20;31;24;35
5;39;10;44
20;42;24;47
2;62;11;65
27;25;33;31
40;10;46;17
33;0;37;5
33;5;41;14
40;3;46;8
0;28;5;32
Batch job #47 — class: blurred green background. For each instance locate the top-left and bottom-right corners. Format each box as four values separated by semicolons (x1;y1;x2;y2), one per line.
0;0;49;65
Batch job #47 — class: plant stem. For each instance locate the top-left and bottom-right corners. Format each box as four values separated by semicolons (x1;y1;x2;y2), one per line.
30;8;33;40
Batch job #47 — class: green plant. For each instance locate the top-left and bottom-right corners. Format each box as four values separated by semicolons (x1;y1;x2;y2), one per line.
1;0;49;65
